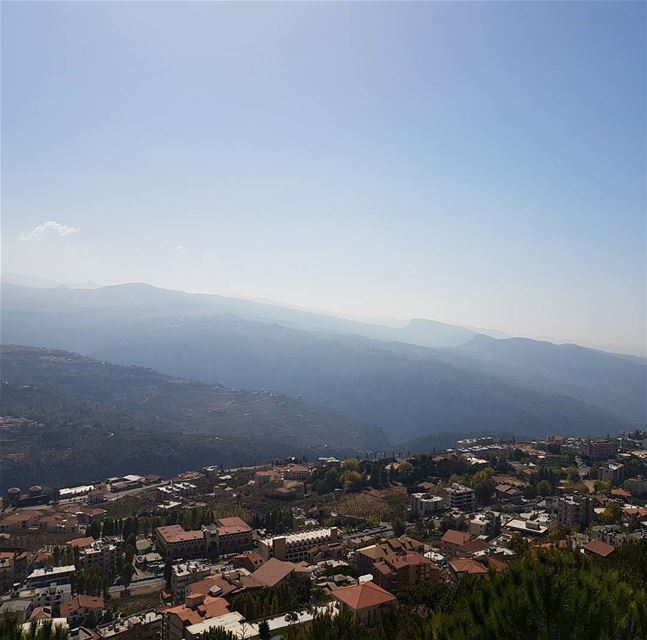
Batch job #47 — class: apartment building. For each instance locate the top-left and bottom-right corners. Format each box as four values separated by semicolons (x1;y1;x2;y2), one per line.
92;610;163;640
410;493;446;517
258;527;340;562
583;439;618;462
0;550;28;592
373;552;439;591
170;562;211;603
19;584;72;610
557;494;594;528
79;540;121;574
469;512;501;538
444;483;476;512
598;463;625;486
25;565;76;589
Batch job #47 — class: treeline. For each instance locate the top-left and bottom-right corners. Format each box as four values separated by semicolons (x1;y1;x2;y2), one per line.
278;546;647;640
230;579;313;621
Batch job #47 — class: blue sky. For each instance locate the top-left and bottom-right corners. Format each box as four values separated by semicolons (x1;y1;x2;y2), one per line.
2;1;645;354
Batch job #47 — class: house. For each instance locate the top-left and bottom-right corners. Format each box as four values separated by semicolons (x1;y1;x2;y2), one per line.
283;464;310;481
232;552;264;573
249;557;300;588
448;558;488;578
495;484;524;505
60;595;104;627
331;581;396;625
582;539;615;558
439;529;472;554
165;594;232;640
373;552;439;591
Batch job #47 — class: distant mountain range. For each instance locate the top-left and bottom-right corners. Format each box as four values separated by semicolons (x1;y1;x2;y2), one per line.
2;281;644;447
0;345;386;491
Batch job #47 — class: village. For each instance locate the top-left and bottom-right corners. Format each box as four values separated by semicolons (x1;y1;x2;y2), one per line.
2;430;647;639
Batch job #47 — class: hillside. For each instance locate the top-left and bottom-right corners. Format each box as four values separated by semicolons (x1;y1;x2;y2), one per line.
1;283;633;442
0;345;386;490
439;334;647;425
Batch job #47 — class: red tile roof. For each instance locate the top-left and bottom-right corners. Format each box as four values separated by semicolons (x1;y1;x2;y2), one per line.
250;558;295;588
60;595;104;617
332;581;396;611
156;524;203;543
448;558;488;575
583;539;615;558
441;530;472;547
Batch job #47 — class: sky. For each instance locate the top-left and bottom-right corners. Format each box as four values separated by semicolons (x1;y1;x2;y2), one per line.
2;1;646;355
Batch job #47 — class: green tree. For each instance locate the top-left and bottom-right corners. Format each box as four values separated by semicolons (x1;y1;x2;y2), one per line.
258;620;271;640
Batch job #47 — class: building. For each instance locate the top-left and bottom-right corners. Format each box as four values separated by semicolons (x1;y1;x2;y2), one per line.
627;476;647;497
598;463;625;486
92;609;163;640
331;581;396;625
155;525;205;560
60;595;104;627
170;562;211;603
448;558;489;578
469;512;501;538
165;594;231;640
494;484;524;505
557;494;594;529
354;537;424;575
583;439;618;462
79;540;121;574
249;557;303;588
282;465;310;481
0;599;33;624
444;483;476;511
259;527;340;562
0;550;28;592
203;517;254;556
19;584;72;610
25;565;76;589
410;493;446;517
439;529;473;554
254;471;275;487
582;539;615;558
373;552;438;591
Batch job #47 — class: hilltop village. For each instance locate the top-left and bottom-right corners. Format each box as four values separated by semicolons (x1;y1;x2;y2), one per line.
2;431;647;639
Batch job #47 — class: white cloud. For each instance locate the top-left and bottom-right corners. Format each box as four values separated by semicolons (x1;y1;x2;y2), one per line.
20;220;80;240
176;245;185;251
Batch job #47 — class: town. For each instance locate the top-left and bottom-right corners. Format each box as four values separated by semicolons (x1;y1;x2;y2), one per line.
2;430;647;639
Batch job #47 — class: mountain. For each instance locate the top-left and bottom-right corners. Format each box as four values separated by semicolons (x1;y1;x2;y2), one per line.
1;283;633;443
0;345;386;491
0;280;485;348
436;334;647;425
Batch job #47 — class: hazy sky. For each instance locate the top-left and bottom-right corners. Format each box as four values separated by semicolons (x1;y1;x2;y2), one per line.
2;2;646;355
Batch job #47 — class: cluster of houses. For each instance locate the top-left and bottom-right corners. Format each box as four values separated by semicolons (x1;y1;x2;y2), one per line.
2;433;647;638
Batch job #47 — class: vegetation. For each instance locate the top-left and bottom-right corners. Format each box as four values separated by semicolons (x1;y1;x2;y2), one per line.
230;579;312;621
0;615;70;640
283;550;647;640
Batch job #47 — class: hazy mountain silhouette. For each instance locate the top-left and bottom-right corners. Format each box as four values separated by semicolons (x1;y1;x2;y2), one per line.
2;283;636;442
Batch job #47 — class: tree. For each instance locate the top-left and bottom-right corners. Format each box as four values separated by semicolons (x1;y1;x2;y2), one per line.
164;558;173;589
474;480;494;505
121;561;134;591
537;479;552;496
258;620;271;640
86;520;101;540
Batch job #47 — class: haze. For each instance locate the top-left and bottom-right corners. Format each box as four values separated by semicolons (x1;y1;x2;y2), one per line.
2;1;645;355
